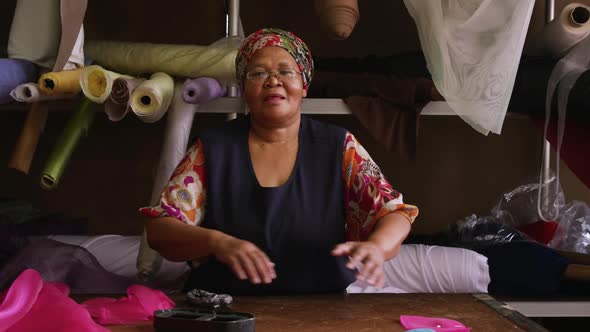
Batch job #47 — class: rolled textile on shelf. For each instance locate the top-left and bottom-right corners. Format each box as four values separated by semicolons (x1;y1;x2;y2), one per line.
41;97;95;190
182;77;226;104
314;0;360;40
7;102;48;174
0;58;37;104
541;2;590;59
11;83;73;103
130;72;174;123
53;0;87;71
7;0;61;69
84;36;242;83
104;77;145;122
138;83;199;280
80;65;132;104
38;68;83;95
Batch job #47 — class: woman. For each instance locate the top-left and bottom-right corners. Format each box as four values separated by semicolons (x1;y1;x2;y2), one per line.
141;28;418;294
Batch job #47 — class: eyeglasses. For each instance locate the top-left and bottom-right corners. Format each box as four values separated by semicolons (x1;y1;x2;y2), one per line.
245;68;302;83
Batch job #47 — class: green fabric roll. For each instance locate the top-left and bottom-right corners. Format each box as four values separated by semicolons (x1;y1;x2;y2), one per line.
41;97;95;190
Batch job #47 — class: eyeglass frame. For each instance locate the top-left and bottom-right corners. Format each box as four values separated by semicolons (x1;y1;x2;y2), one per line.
245;68;303;83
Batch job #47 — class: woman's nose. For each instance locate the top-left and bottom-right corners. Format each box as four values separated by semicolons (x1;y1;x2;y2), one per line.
264;74;282;87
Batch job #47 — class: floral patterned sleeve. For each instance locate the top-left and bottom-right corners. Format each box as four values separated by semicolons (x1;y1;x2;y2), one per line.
342;132;418;241
139;139;207;226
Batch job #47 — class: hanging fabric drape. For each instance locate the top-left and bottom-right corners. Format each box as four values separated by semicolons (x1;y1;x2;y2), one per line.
538;33;590;221
403;0;535;135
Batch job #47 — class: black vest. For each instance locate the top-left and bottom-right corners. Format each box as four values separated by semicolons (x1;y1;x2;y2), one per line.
185;115;355;294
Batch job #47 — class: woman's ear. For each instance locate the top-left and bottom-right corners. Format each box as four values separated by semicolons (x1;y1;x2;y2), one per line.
302;88;308;98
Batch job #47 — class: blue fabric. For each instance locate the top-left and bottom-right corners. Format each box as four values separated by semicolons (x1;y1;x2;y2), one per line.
0;58;37;104
185;115;354;294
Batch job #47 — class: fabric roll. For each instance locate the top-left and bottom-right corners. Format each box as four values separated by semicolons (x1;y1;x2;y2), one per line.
0;58;37;104
7;0;61;69
10;83;72;103
182;77;226;104
404;0;535;135
542;3;590;59
41;97;95;190
138;83;198;281
54;0;87;71
346;244;490;293
38;68;83;95
80;65;132;104
314;0;360;40
130;72;174;123
7;103;48;174
104;77;145;122
84;36;242;83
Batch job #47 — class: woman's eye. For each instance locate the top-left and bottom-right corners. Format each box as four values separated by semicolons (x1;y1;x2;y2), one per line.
279;69;296;78
251;71;267;79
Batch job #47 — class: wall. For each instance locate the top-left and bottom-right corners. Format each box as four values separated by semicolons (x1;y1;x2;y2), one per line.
1;0;589;235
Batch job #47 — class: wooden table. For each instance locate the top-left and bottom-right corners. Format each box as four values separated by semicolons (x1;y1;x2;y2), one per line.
103;293;547;332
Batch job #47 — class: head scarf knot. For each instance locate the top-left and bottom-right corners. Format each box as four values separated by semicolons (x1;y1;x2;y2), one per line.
236;28;313;90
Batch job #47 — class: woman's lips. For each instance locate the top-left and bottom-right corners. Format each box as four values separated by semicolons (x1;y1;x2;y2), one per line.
264;94;286;103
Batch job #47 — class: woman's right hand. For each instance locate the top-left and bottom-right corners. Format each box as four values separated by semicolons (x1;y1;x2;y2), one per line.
211;233;276;284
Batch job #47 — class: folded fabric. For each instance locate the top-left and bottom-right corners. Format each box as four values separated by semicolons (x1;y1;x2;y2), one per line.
81;284;175;325
309;72;435;159
400;315;471;332
347;244;490;294
0;269;108;332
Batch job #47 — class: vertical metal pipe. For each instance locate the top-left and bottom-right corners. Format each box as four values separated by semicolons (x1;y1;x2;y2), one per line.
546;0;555;23
540;0;555;221
227;0;240;119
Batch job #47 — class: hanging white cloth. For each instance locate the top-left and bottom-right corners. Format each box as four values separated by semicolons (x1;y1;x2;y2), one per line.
538;33;590;221
403;0;535;135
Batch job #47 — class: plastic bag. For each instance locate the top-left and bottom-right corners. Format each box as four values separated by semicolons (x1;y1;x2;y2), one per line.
549;200;590;254
448;214;529;247
491;174;565;226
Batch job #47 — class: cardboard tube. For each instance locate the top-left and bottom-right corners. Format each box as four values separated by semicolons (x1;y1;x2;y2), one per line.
40;97;94;190
8;102;48;174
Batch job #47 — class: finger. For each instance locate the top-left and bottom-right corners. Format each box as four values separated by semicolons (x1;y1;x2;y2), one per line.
374;272;385;288
348;246;368;270
228;257;248;280
239;254;262;284
331;242;355;256
363;260;381;285
250;251;274;284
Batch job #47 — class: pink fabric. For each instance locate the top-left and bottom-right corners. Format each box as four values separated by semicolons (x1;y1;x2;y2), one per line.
400;315;471;332
82;284;175;325
0;269;108;332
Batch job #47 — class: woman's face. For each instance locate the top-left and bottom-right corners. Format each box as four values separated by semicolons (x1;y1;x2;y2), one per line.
243;46;307;125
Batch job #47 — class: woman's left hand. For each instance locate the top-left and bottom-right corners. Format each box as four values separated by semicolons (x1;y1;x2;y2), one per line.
331;241;385;288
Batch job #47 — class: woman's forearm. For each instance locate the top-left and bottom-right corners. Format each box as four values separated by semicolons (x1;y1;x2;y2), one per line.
367;212;411;260
144;217;227;262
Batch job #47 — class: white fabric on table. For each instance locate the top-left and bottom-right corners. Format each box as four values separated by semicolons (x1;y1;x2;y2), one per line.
347;244;490;293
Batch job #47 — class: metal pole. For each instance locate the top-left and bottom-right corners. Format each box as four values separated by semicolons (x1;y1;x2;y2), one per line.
540;0;555;221
226;0;240;120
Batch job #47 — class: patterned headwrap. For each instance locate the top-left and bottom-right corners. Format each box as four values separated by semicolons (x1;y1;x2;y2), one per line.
236;28;314;90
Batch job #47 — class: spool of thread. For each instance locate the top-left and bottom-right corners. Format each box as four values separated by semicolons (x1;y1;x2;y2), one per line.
541;2;590;58
314;0;359;40
38;68;83;95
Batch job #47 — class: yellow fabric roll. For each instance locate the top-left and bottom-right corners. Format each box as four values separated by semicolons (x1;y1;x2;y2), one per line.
84;36;242;83
38;68;83;95
80;65;132;104
130;72;174;123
